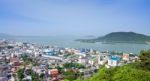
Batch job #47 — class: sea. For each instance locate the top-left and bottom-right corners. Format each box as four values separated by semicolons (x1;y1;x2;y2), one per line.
11;36;150;54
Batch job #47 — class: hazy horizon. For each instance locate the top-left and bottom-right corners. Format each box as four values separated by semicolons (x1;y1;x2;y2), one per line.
0;31;150;37
0;0;150;36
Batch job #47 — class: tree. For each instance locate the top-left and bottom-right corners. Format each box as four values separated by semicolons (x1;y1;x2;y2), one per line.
7;45;14;49
63;63;85;69
40;73;45;80
17;69;25;80
31;72;40;81
139;50;150;71
63;70;77;81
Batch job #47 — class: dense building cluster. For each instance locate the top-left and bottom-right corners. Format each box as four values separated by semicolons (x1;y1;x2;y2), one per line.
0;39;139;81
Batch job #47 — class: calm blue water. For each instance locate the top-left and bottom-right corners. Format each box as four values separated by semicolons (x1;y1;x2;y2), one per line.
13;36;150;54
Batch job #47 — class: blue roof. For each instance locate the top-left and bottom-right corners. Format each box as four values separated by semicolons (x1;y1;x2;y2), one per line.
111;55;120;61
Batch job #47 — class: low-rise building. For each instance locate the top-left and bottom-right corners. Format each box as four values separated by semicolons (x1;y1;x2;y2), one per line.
108;55;121;67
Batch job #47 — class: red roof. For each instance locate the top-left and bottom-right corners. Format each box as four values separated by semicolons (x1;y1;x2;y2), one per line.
10;57;19;62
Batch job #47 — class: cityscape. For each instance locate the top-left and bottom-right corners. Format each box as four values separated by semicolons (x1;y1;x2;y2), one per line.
0;0;150;81
0;39;139;81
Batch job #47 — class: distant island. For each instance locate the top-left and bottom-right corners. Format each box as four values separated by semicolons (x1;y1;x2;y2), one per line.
76;32;150;44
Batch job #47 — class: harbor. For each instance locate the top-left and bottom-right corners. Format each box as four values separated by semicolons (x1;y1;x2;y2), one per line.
0;39;139;81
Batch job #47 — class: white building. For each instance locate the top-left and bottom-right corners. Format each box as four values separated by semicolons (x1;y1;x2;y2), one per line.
98;53;110;65
108;59;118;66
108;55;120;67
122;53;129;61
78;56;86;64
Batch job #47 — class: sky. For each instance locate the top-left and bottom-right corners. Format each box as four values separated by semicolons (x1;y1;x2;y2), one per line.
0;0;150;36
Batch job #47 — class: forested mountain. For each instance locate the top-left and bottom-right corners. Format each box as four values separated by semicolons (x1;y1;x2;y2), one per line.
76;32;150;44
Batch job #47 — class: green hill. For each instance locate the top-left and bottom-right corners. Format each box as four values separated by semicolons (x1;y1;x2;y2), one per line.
75;49;150;81
76;32;150;44
75;65;150;81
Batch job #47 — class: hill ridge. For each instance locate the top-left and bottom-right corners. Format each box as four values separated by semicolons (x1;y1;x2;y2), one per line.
76;32;150;44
